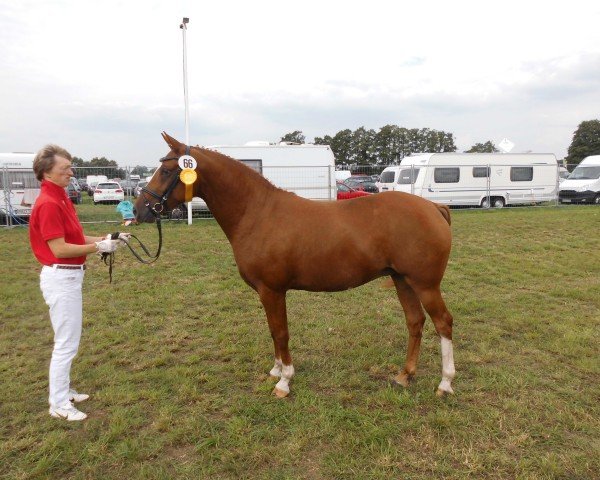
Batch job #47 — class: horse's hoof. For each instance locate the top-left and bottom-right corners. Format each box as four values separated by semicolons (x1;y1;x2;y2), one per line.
272;387;289;398
392;373;412;388
436;388;454;397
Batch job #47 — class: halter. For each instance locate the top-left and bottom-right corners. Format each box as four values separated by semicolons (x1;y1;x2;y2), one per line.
139;148;190;217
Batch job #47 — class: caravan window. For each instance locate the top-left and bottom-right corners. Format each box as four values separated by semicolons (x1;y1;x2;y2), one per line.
380;171;396;183
510;167;533;181
0;170;38;189
434;168;460;183
397;168;420;184
472;166;490;178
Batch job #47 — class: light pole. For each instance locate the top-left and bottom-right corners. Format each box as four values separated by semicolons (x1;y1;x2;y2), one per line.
180;17;193;224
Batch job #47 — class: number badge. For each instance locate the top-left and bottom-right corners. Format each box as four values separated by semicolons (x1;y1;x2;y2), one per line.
178;155;197;171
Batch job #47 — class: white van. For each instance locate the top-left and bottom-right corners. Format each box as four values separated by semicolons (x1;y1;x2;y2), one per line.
0;153;38;221
559;155;600;204
377;153;559;208
86;175;109;190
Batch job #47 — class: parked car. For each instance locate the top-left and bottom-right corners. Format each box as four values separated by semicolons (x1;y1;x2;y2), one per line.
120;179;137;196
93;182;124;205
347;174;373;182
77;178;88;192
134;181;148;198
336;182;371;200
344;178;379;194
558;166;569;183
191;197;210;212
166;198;211;219
65;183;82;204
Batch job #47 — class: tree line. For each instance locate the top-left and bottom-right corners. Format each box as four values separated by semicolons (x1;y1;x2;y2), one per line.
281;119;600;167
69;119;600;170
281;125;497;166
71;156;152;180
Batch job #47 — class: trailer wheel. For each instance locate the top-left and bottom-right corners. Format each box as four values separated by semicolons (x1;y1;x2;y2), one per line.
492;197;505;208
480;198;491;209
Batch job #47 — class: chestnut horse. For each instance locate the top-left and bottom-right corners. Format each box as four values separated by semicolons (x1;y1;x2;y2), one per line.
135;133;455;398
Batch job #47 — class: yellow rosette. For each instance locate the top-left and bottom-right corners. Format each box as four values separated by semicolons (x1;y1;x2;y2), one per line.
179;168;197;202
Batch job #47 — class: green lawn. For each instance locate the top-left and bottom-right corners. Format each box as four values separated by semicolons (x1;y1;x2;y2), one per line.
1;206;599;479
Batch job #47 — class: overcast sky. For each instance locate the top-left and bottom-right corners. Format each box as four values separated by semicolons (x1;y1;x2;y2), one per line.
1;0;599;165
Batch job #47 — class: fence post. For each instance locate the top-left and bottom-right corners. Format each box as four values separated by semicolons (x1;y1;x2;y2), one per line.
486;164;491;208
555;163;560;207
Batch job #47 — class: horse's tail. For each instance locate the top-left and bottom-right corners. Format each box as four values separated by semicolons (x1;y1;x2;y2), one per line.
436;203;451;226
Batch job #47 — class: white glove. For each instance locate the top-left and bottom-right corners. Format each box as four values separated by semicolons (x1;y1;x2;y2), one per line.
104;232;131;243
95;239;119;253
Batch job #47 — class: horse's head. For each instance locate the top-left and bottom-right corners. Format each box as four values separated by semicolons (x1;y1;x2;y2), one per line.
134;132;194;223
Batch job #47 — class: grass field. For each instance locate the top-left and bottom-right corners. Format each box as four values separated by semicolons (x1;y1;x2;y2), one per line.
1;206;599;479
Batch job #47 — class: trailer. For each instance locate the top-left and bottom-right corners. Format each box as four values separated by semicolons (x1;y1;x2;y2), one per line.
207;142;336;200
377;153;559;208
0;153;38;223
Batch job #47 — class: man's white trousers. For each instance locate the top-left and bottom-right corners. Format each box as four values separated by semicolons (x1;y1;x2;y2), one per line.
40;266;84;408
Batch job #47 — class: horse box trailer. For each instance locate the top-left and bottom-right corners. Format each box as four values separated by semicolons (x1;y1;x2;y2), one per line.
377;153;559;208
0;153;38;220
207;142;336;200
559;155;600;204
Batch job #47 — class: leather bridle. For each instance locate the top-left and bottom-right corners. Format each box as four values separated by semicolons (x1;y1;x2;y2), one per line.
139;154;183;217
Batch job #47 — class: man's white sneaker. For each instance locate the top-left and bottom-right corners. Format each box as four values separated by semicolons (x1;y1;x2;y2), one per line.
69;389;90;403
49;403;87;421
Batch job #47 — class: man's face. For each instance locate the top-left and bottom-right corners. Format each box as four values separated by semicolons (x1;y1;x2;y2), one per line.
45;155;73;188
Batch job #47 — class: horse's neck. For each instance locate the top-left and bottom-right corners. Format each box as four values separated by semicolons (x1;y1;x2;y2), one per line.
196;152;274;239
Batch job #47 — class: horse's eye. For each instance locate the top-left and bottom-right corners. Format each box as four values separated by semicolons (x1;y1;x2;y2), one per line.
161;169;171;177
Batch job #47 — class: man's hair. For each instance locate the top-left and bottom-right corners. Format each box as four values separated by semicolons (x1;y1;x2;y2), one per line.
33;145;72;181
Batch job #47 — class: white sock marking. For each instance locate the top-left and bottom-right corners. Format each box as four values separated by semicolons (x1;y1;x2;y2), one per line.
438;336;456;393
269;358;283;378
275;364;295;394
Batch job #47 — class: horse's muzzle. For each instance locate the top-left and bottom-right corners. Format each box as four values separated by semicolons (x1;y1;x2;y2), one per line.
134;205;157;224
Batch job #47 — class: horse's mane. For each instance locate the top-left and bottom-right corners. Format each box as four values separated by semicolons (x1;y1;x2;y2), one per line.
195;146;287;194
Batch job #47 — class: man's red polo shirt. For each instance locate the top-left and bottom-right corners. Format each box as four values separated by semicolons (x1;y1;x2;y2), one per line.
29;180;87;266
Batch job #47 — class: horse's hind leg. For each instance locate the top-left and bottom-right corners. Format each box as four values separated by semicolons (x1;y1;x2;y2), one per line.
392;275;427;387
414;285;456;396
258;287;294;398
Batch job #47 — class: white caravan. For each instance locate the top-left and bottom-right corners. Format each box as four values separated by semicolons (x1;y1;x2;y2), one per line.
0;153;38;221
559;155;600;204
377;153;559;208
206;142;336;200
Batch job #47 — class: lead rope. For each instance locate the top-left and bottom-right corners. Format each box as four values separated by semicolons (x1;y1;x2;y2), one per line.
100;217;163;283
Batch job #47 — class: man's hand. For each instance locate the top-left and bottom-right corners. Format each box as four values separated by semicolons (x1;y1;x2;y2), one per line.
95;239;120;253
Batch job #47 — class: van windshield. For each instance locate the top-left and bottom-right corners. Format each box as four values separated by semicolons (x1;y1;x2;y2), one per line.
398;168;420;184
568;166;600;180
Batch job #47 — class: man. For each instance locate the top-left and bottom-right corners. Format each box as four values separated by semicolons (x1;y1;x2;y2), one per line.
29;144;125;421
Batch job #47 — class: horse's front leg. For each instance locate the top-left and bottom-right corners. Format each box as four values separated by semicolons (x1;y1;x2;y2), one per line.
258;286;294;398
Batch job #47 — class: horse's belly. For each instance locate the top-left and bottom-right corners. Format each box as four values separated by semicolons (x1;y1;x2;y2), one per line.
291;265;386;292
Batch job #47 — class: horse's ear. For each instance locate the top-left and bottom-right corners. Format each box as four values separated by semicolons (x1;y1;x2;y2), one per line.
161;132;184;153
